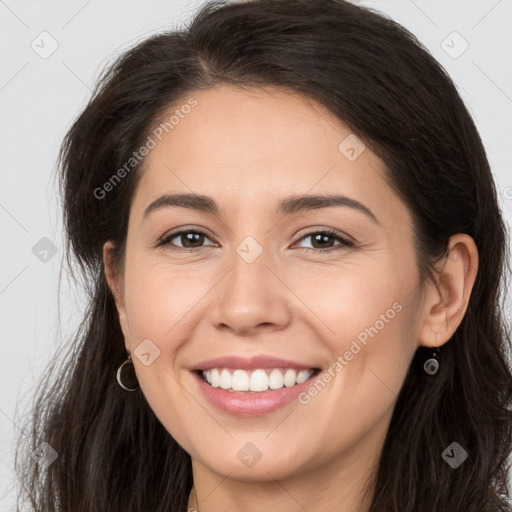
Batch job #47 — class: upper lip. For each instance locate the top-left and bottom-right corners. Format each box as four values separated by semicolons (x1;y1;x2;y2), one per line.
192;355;319;371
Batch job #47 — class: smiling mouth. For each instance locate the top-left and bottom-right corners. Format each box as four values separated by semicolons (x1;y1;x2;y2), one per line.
195;367;322;393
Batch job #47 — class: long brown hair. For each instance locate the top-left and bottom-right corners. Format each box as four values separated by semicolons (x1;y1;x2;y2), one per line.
16;0;512;510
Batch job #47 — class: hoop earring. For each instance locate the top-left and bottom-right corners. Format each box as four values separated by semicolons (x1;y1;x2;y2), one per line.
117;355;139;391
423;347;441;375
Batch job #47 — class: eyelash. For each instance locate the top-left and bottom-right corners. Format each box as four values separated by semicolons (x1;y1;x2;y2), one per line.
156;228;355;253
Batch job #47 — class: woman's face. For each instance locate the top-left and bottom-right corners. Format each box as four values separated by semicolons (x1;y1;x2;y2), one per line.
107;84;429;482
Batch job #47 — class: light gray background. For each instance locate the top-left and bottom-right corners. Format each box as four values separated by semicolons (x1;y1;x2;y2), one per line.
1;0;511;508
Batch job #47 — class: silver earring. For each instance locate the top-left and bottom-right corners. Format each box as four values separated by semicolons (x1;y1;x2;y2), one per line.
423;347;441;375
117;355;139;391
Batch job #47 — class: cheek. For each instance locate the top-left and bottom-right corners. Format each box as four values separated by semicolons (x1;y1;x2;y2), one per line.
287;259;420;427
122;255;213;346
119;256;203;444
287;255;418;356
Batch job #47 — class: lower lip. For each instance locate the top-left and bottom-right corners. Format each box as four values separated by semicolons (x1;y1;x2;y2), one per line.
191;370;319;417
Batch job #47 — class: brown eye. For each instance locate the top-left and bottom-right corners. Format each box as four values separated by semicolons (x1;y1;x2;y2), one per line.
158;230;216;250
176;232;205;248
309;233;337;249
295;230;354;252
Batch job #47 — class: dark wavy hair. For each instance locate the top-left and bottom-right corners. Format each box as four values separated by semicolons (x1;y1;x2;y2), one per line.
16;0;512;510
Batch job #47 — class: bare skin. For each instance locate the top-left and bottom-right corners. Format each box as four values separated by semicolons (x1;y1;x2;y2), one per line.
103;84;478;512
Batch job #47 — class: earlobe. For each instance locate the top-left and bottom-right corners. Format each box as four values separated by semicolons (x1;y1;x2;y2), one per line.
418;234;479;349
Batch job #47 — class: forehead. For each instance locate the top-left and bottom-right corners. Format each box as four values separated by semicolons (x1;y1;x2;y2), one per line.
131;84;404;226
145;84;361;174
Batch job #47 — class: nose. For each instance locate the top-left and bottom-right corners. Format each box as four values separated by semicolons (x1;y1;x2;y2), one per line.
208;247;291;336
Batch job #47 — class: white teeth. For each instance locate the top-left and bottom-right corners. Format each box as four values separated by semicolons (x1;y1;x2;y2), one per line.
296;369;311;384
231;369;249;391
219;369;232;389
249;369;269;391
268;369;284;389
200;367;315;392
283;369;297;387
210;368;220;387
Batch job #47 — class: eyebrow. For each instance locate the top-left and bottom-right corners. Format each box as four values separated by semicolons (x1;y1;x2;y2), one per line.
143;193;380;224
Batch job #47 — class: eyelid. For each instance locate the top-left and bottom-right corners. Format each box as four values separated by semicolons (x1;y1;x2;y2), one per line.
156;226;356;255
292;228;355;251
155;226;218;249
293;226;356;245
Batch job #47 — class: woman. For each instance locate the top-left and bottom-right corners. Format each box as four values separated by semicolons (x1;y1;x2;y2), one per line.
17;0;512;510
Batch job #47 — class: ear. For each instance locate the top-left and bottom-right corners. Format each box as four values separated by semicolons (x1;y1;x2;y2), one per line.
103;241;131;341
417;233;479;348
